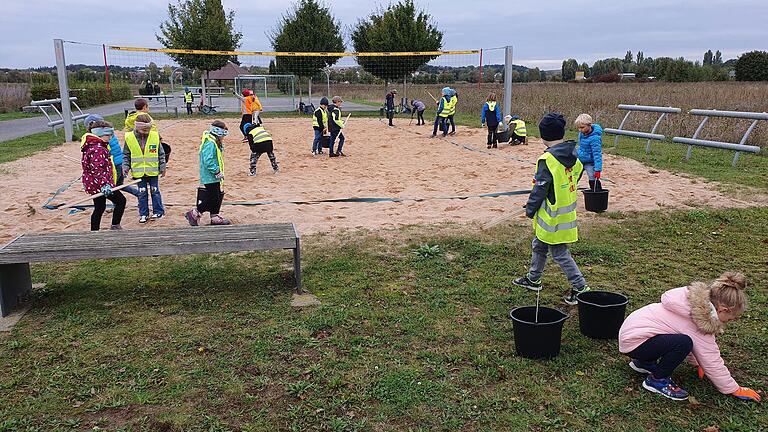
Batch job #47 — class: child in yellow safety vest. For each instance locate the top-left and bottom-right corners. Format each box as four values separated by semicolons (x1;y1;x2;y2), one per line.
122;114;166;224
512;113;590;306
244;121;279;175
186;120;231;226
481;92;502;148
505;115;528;145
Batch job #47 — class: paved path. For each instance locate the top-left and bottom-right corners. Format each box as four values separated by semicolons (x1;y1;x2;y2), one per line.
0;96;377;143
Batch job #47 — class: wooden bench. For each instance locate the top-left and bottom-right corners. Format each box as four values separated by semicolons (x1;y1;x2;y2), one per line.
0;223;302;317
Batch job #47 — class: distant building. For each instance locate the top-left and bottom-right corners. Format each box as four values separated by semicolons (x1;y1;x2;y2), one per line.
575;71;586;80
618;73;636;80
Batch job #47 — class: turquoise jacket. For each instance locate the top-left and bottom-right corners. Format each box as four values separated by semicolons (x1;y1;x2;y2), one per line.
199;135;222;185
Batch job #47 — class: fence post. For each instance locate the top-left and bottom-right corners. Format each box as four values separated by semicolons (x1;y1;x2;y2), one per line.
503;46;513;128
54;39;73;141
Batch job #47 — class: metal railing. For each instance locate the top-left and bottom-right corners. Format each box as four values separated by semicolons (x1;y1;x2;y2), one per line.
672;109;765;166
603;104;681;154
24;97;89;137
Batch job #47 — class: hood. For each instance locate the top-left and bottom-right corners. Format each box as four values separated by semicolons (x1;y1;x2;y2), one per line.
81;134;106;153
584;123;603;138
661;283;723;335
546;140;578;168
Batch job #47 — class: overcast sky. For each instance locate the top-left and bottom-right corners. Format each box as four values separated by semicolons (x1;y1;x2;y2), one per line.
1;0;766;69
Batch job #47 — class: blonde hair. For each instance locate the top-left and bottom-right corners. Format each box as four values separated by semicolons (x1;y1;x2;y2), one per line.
709;272;748;314
574;113;593;127
487;92;496;102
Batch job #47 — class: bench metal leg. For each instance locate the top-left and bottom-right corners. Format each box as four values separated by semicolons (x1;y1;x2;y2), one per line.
0;263;32;318
293;240;303;294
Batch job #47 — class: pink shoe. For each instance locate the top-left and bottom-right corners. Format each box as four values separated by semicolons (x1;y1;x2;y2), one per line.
185;209;201;226
210;214;231;225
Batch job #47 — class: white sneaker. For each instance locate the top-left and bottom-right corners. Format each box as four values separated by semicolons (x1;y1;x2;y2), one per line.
151;213;164;220
139;215;148;224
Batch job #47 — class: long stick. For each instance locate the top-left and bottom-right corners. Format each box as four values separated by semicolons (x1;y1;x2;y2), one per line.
481;206;527;231
426;91;438;103
343;112;352;127
57;179;141;209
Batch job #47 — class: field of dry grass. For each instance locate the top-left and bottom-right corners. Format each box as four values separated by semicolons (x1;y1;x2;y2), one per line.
336;82;768;147
0;83;29;112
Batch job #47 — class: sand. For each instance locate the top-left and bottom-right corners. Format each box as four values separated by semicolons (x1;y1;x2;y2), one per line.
0;118;761;244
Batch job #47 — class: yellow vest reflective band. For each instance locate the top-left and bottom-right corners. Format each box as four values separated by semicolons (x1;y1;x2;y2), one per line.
125;131;161;178
512;119;527;137
487;101;497;111
312;107;328;128
200;132;224;185
248;126;272;143
533;152;583;244
80;133;117;183
184;92;193;103
441;96;456;117
332;107;344;128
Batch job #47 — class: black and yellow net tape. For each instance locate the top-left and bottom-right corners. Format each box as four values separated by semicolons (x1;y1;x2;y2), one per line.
108;46;479;57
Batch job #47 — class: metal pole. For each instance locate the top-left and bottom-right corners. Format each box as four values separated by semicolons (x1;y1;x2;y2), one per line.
478;49;483;90
54;39;73;141
503;46;513;129
102;44;110;93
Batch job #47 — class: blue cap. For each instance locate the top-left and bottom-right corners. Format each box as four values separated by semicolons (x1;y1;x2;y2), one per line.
84;114;104;129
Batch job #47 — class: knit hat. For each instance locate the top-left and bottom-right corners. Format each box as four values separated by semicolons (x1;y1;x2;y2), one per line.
84;114;104;130
538;113;566;142
320;97;329;106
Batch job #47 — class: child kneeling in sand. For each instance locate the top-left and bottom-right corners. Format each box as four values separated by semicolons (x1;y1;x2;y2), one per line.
619;272;761;402
185;121;231;226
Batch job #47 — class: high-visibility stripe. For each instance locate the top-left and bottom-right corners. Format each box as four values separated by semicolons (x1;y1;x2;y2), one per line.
542;201;577;218
536;217;578;233
109;46;480;57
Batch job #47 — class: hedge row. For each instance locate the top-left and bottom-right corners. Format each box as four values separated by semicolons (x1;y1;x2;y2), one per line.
30;82;131;108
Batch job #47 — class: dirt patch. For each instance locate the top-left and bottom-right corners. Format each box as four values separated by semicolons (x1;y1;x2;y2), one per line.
1;118;762;243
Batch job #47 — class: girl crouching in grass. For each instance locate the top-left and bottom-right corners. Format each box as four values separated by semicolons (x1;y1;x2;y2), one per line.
619;272;761;402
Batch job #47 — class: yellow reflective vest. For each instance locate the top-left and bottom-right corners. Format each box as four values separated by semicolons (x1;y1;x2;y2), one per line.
440;96;456;117
248;126;272;143
312;106;328;129
125;131;161;178
533;152;583;244
80;133;117;183
511;119;527;137
184;91;193;103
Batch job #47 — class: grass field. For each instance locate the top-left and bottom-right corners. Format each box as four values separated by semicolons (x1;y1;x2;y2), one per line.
0;206;766;431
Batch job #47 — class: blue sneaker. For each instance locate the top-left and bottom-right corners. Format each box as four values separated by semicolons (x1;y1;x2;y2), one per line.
512;274;542;292
642;376;688;401
629;359;658;375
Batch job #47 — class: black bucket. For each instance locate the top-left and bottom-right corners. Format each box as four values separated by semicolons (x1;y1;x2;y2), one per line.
496;130;509;143
509;306;569;359
321;135;330;148
583;189;609;213
576;291;629;339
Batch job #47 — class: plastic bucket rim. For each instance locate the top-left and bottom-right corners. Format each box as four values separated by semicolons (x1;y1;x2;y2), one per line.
509;306;569;326
582;189;610;195
576;290;628;308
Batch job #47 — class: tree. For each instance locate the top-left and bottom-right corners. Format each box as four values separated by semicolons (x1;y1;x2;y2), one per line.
146;62;160;82
527;67;542;82
270;0;344;102
579;62;590;78
713;50;723;67
703;50;713;66
624;50;634;65
735;51;768;81
636;51;644;66
157;0;242;102
351;0;443;86
561;58;578;81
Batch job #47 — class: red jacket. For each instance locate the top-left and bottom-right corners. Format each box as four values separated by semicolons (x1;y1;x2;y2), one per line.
81;134;115;195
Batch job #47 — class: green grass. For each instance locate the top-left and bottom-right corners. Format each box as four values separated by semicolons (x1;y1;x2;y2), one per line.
1;207;766;431
0;130;66;164
0;111;42;122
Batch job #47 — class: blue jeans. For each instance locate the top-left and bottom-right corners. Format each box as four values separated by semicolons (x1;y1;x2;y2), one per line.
583;163;596;181
432;116;448;136
329;130;345;154
312;128;323;152
137;176;164;217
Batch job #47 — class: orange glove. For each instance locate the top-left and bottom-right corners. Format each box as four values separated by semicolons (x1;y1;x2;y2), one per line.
732;387;761;402
594;171;601;179
697;366;705;379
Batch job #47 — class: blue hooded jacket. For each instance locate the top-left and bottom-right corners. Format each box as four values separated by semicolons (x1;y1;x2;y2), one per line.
577;123;603;172
481;102;502;125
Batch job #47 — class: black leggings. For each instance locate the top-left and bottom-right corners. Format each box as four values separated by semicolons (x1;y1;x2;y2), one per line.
91;191;126;231
628;334;693;379
197;182;223;215
416;110;425;124
448;115;456;133
486;122;498;145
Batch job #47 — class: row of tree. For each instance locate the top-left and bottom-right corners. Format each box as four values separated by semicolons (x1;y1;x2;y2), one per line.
562;49;768;82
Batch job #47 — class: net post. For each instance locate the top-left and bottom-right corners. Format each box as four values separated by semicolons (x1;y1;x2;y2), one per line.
54;39;73;141
102;44;110;93
503;46;513;127
478;49;483;89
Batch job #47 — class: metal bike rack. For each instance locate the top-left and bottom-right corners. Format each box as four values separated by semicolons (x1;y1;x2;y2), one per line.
672;109;765;166
604;104;681;154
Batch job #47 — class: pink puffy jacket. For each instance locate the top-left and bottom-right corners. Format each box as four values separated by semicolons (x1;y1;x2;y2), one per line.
618;283;739;394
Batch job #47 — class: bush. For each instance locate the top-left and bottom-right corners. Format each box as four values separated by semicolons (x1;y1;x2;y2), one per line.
735;51;768;81
593;73;620;83
30;82;131;107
